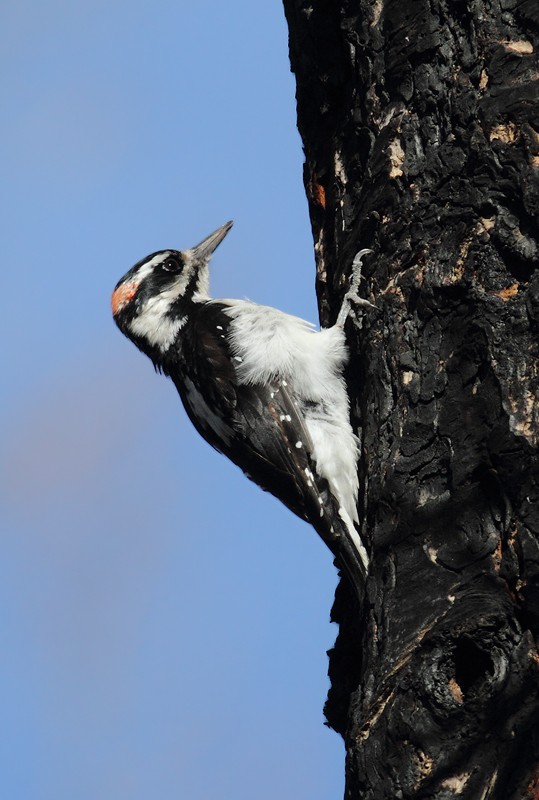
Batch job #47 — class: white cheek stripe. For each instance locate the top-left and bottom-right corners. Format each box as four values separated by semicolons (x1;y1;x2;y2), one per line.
129;307;186;351
128;259;192;352
126;253;211;352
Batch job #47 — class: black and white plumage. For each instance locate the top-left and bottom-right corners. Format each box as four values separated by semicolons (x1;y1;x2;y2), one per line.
112;222;370;591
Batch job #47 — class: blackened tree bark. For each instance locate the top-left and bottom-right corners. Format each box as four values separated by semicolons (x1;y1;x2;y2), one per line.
282;1;539;797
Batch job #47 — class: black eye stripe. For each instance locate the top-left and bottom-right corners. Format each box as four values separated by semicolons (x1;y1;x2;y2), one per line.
162;257;181;272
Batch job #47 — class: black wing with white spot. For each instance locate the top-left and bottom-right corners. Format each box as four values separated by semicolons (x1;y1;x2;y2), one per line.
164;302;344;546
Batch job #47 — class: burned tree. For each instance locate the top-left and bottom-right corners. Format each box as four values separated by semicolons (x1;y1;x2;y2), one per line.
283;0;539;797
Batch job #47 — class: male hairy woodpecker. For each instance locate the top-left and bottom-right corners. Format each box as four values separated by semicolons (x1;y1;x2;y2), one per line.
112;222;371;593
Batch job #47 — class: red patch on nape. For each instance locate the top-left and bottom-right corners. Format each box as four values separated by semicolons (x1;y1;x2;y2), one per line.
111;281;138;316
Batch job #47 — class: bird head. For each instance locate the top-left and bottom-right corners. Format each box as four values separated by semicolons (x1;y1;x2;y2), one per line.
112;221;233;354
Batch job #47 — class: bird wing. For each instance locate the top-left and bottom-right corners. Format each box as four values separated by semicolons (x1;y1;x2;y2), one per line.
165;301;366;588
169;303;339;536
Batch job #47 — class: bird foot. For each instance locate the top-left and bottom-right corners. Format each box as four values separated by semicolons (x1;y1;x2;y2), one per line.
336;248;375;327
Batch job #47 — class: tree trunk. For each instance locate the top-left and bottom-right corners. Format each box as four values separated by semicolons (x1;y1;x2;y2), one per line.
283;1;539;797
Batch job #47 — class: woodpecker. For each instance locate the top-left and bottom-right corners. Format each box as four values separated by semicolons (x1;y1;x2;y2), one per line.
112;222;371;592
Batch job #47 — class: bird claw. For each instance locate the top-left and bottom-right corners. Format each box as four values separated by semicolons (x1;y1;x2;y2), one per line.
336;248;376;327
347;292;377;311
352;248;373;270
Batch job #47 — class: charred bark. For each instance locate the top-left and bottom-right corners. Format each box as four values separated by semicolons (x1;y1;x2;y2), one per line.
283;0;539;797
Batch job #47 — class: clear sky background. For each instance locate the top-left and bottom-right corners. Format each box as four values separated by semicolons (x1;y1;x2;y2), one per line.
0;1;346;798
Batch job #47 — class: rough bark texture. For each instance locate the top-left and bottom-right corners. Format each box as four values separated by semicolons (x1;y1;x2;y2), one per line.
283;1;539;797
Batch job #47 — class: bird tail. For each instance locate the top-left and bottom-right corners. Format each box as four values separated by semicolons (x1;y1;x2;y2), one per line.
308;490;368;599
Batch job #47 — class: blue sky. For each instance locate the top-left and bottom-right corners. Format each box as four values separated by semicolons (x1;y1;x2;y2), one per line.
0;1;345;797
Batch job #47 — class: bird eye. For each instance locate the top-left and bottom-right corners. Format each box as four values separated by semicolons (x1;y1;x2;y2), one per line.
162;257;181;272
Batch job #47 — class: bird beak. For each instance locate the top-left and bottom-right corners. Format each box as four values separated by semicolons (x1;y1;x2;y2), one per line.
185;221;233;264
